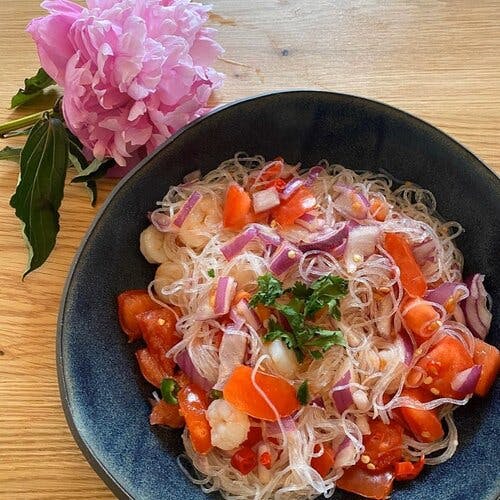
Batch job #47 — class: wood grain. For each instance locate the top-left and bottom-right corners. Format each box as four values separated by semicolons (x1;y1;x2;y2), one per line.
0;1;498;498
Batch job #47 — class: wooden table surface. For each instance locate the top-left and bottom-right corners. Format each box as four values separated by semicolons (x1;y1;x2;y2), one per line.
0;1;498;498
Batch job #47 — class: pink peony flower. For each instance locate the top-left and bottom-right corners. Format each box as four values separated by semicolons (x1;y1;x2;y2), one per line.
27;0;224;168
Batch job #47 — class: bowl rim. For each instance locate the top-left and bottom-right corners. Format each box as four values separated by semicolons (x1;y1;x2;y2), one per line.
56;89;499;499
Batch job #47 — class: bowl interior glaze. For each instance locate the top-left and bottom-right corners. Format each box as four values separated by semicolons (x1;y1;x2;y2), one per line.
58;91;500;500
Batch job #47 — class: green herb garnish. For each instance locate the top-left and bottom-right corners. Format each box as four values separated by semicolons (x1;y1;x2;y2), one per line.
297;380;309;406
160;378;180;405
250;273;348;362
207;268;215;278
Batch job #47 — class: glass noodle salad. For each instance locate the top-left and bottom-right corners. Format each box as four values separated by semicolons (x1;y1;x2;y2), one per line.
117;155;499;500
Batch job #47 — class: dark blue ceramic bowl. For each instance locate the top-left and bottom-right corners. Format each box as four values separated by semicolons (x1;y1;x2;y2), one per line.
57;91;500;500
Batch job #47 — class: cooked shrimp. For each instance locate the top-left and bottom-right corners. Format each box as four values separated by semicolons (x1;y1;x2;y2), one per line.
140;225;167;264
154;261;185;303
206;399;250;451
263;339;299;378
178;196;221;250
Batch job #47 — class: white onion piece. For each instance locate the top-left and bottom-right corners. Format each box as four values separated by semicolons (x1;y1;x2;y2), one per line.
269;242;302;276
176;349;212;392
451;365;482;395
280;178;304;200
213;328;247;390
463;274;492;339
253;186;281;213
344;225;380;273
331;371;353;413
214;276;237;315
172;191;202;228
221;226;258;260
234;299;262;331
265;416;296;436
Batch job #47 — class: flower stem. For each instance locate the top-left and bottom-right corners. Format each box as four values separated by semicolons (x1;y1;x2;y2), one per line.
0;111;50;137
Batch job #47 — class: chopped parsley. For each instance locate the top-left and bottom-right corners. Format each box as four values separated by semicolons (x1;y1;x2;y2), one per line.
297;380;309;405
250;273;348;362
207;268;215;278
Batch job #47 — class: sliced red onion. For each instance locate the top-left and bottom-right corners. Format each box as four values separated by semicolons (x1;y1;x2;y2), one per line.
298;223;349;253
334;186;370;219
425;282;469;313
396;330;414;366
221;226;258;260
265;416;296;436
214;276;237;316
149;209;171;232
280;178;305;200
252;224;282;247
182;169;201;184
213;329;248;390
172;191;202;228
176;349;212;392
463;274;492;339
331;239;347;258
228;309;245;330
269;242;302;276
451;365;482;395
334;437;356;468
233;298;262;331
295;212;324;231
310;396;325;408
253;186;281;213
304;165;324;186
344;225;380;273
413;239;436;265
331;371;353;413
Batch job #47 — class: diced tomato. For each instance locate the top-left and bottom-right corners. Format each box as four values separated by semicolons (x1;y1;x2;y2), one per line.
394;456;425;481
137;308;180;376
223;365;300;421
362;419;403;471
242;426;263;448
178;383;212;454
135;348;166;388
402;298;441;345
117;290;160;341
473;338;500;397
223;183;252;230
384;233;427;297
231;446;258;475
272;186;316;226
213;331;223;349
370;198;390;222
310;443;335;477
254;304;271;323
149;400;184;428
399;387;444;443
416;335;473;398
232;290;252;306
266;177;287;192
337;464;395;499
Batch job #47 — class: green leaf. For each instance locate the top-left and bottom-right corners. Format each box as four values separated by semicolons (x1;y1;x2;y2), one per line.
70;156;114;183
297;380;309;405
160;378;179;404
303;275;348;319
0;146;22;163
207;268;215;278
67;138;98;206
11;68;55;108
249;273;283;307
10;114;68;278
